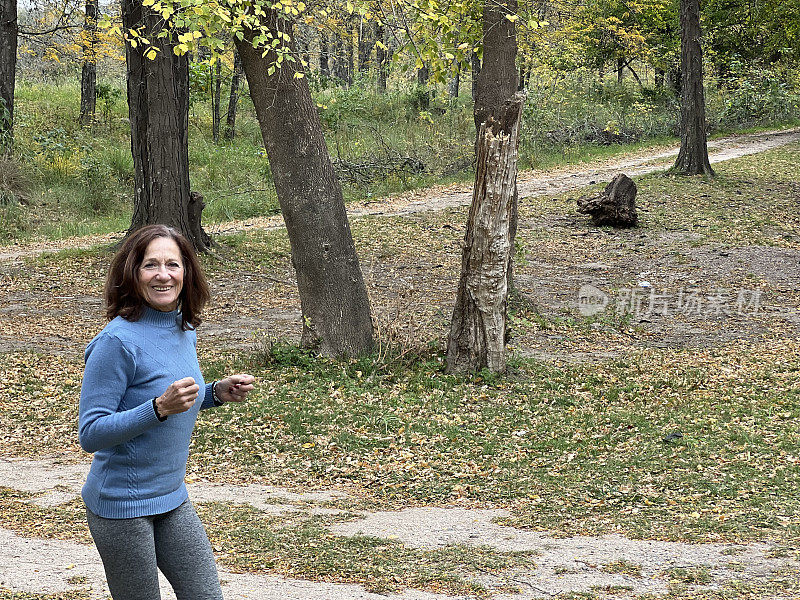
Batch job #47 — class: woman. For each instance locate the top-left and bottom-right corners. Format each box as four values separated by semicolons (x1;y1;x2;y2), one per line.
79;224;255;600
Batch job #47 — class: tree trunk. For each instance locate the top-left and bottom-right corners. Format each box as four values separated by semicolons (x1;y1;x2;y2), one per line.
471;50;480;99
346;18;354;86
446;94;525;374
655;67;665;88
448;68;460;98
79;0;98;126
234;11;375;356
416;64;430;110
617;56;624;83
673;0;713;175
473;0;518;133
332;33;346;83
473;0;519;294
375;22;387;93
319;31;330;79
122;0;209;250
0;0;17;149
447;0;521;374
224;48;242;140
212;58;221;143
357;17;374;74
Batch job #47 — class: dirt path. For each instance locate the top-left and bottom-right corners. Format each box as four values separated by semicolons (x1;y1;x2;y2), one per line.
1;456;792;599
1;128;797;264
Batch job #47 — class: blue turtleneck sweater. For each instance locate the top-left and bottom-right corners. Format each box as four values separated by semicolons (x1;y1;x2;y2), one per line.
79;307;215;519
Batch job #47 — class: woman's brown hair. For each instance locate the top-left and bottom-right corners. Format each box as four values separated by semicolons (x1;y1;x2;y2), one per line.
105;225;210;330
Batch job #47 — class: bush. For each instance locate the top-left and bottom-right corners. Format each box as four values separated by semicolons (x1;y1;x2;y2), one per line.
717;61;800;127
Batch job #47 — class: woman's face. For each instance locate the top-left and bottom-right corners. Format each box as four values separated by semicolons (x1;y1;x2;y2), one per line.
138;237;185;312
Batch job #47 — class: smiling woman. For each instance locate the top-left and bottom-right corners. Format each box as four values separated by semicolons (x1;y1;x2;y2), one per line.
79;224;255;600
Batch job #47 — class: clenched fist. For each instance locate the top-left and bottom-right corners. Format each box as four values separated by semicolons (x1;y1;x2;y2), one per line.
155;377;200;417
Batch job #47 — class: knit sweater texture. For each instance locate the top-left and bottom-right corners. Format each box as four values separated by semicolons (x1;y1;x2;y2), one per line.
79;307;215;519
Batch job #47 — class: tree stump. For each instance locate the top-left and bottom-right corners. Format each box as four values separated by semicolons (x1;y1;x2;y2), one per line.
446;92;525;374
576;173;638;227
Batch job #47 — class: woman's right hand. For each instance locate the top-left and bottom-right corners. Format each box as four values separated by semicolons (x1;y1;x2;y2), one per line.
155;377;200;417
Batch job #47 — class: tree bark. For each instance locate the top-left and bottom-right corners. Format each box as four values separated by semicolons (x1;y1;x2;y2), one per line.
79;0;98;126
471;50;480;100
375;22;387;93
122;0;209;250
319;31;330;79
448;68;460;98
446;94;525;374
224;48;242;140
473;0;519;289
673;0;713;175
473;0;518;133
0;0;17;148
357;17;374;74
234;10;375;356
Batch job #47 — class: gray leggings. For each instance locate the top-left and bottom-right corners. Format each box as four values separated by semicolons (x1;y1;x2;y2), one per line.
86;500;223;600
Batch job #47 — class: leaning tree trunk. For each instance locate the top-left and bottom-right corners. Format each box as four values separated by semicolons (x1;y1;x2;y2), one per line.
0;0;17;149
122;0;209;249
234;10;374;356
79;0;98;126
446;94;525;374
673;0;713;175
224;49;242;140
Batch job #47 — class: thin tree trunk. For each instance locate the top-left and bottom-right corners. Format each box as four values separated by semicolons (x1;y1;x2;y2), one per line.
212;58;221;143
673;0;713;175
234;10;374;356
655;67;665;88
224;48;242;140
446;94;525;374
448;67;460;98
375;22;387;93
471;50;480;99
0;0;17;149
617;56;624;83
416;64;430;110
122;0;209;249
357;16;374;74
332;33;346;83
319;31;330;78
79;0;98;126
346;18;354;86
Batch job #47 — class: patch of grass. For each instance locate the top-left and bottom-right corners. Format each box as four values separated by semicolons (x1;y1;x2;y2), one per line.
0;488;91;543
663;565;713;584
197;501;534;595
0;592;93;600
601;559;643;576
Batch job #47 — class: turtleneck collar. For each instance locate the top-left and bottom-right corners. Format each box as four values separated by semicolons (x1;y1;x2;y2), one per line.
139;305;182;329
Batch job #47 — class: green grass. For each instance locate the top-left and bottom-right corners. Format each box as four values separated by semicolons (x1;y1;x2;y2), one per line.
198;502;534;595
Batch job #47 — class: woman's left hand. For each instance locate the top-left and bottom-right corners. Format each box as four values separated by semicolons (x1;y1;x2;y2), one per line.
215;374;255;403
